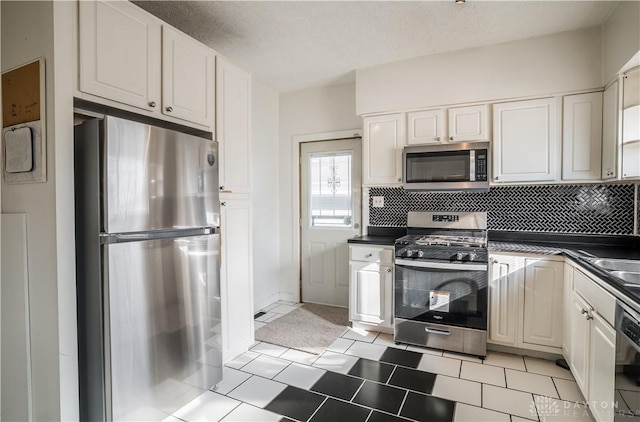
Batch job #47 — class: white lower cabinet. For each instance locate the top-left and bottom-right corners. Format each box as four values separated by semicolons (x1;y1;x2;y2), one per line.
488;254;563;352
348;245;393;329
565;265;616;422
220;198;254;361
522;258;564;348
488;255;521;346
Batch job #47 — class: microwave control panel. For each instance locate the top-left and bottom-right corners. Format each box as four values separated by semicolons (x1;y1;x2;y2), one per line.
475;151;488;181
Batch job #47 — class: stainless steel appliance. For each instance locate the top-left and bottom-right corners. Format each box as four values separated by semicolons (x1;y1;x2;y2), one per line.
403;142;490;191
74;115;222;421
394;212;488;357
615;301;640;420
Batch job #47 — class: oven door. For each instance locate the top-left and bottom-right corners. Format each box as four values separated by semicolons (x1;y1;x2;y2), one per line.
394;259;488;330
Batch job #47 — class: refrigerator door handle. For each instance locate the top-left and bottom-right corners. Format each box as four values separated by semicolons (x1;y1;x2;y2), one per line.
101;227;219;244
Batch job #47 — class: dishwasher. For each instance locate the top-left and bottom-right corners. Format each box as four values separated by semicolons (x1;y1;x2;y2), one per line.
615;301;640;420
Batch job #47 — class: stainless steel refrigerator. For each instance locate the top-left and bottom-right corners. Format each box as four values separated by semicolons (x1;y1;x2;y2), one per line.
74;115;222;421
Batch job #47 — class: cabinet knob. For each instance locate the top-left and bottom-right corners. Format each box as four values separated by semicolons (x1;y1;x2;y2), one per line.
398;178;402;182
449;136;454;141
365;253;373;258
220;186;225;190
166;106;173;112
491;259;498;264
387;268;392;273
494;176;499;181
221;202;226;207
581;309;588;315
435;137;441;142
148;101;156;108
585;314;593;320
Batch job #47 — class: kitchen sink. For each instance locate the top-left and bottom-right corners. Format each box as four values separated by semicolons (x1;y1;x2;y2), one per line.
611;271;640;286
589;258;640;273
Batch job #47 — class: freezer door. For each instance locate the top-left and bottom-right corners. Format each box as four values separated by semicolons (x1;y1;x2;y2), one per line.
104;234;222;421
103;116;219;233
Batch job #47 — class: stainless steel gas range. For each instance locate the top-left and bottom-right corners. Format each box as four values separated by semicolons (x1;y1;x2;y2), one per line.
394;211;489;358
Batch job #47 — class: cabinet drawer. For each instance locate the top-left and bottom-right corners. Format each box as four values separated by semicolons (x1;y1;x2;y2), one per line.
350;246;393;264
574;268;616;325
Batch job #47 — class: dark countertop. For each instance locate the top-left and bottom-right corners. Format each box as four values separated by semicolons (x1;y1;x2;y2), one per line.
348;226;406;246
488;231;640;311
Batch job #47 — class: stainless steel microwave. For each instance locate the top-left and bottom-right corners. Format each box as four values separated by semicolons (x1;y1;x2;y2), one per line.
403;142;490;191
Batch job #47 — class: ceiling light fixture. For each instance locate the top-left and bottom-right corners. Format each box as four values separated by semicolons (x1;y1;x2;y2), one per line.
455;0;466;4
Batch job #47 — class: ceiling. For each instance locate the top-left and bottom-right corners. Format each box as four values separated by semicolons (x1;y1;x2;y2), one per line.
134;1;617;93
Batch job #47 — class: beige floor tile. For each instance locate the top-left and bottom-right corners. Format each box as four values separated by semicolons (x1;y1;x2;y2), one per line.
482;384;537;420
454;403;510;422
506;369;558;398
483;351;526;371
460;361;506;387
533;395;593;421
432;375;482;407
553;378;585;403
417;354;461;377
524;357;575;380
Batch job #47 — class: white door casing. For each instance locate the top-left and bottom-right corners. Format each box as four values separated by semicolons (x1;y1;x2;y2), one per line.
300;139;362;307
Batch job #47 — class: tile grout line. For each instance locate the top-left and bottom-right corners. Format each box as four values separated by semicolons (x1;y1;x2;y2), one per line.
385;364;399;385
349;378;368;402
396;389;410;417
216;400;242;422
305;396;328;422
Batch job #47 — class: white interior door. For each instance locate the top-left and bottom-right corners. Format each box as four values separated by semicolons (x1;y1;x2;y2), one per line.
301;138;362;307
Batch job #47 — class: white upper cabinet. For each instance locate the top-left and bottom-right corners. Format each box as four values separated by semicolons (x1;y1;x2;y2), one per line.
161;26;215;127
601;81;619;179
562;92;603;181
447;105;490;142
78;0;215;130
407;109;444;145
79;0;161;112
217;56;252;194
493;98;559;183
363;113;404;185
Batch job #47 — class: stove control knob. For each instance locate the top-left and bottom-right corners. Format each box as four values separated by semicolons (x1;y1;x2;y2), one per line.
405;250;413;257
456;252;465;261
417;250;424;258
468;253;477;261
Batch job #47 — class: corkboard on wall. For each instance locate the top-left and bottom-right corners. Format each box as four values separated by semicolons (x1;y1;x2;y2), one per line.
2;59;43;128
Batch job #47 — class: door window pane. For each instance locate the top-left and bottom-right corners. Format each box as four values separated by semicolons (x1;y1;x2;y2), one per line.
309;152;353;228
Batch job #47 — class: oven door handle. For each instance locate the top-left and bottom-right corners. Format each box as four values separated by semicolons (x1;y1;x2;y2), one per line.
425;327;452;336
395;259;487;271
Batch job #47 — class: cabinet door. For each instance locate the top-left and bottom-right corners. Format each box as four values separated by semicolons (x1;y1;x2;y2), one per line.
622;68;640;180
562;92;603;181
407;109;444;145
216;57;252;194
488;255;521;346
588;312;616;422
363;114;404;185
493;98;559;182
562;264;574;362
79;0;161;111
162;25;215;128
569;291;591;396
349;261;385;324
522;259;564;349
602;81;619;179
220;199;254;361
447;105;489;142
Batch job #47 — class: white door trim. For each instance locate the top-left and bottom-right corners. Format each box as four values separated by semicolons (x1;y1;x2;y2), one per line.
290;129;362;303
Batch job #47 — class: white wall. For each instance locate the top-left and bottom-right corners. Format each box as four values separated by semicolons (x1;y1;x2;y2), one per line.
251;80;281;311
356;27;603;115
278;82;361;301
1;1;77;420
603;1;640;85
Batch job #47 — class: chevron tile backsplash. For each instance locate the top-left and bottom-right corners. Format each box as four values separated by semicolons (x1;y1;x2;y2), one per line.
368;184;638;235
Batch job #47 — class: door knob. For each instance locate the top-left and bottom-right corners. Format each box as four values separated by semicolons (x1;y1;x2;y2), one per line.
354;223;360;229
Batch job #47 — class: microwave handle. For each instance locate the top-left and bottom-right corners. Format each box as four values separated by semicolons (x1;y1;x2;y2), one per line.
469;150;476;182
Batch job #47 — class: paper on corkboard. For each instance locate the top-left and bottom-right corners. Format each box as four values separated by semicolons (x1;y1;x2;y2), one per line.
2;59;43;128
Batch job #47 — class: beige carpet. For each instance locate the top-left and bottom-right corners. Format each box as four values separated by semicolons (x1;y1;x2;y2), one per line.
255;303;349;355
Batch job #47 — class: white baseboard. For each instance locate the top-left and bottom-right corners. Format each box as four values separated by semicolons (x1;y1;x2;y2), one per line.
254;292;280;313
